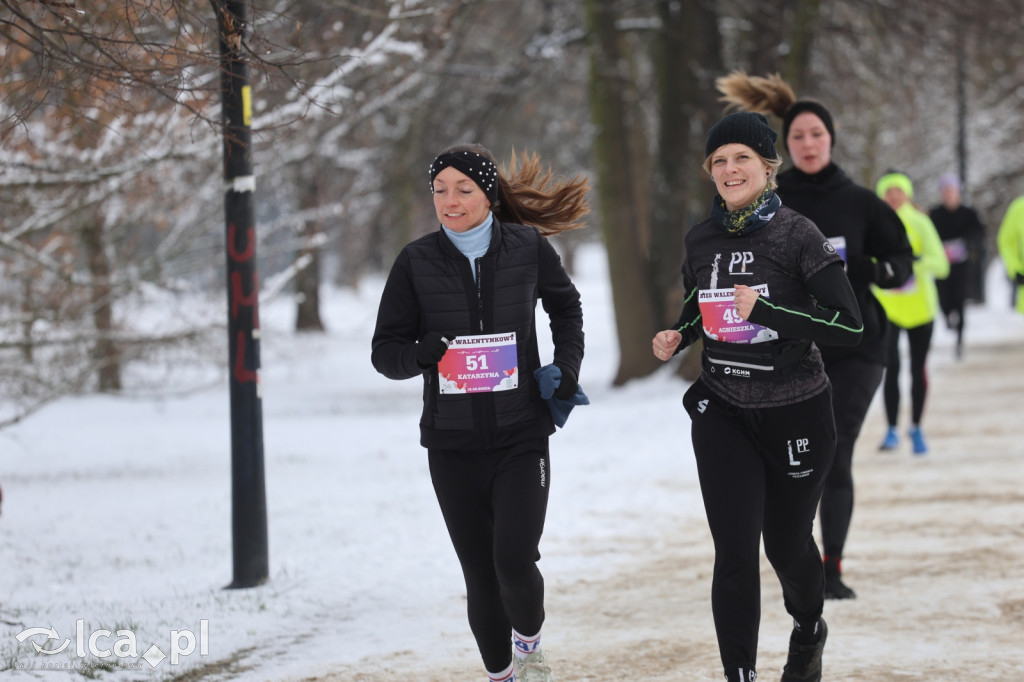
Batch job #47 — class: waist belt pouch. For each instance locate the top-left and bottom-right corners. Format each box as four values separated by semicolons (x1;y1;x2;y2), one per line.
703;338;810;378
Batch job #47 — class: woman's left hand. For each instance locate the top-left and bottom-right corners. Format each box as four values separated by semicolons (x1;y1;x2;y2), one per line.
733;284;759;320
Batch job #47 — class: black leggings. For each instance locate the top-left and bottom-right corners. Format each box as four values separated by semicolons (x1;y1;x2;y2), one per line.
820;356;885;558
683;380;835;674
937;264;969;348
883;321;934;426
428;438;550;673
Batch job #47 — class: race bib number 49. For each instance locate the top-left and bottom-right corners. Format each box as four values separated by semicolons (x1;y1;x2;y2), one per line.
699;286;778;344
437;332;519;394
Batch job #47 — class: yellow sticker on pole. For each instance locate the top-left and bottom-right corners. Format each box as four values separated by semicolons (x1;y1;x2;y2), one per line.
242;85;252;127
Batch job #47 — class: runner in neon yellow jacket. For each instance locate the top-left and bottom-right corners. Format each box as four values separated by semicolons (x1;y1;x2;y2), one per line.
997;195;1024;314
872;172;950;328
873;171;949;456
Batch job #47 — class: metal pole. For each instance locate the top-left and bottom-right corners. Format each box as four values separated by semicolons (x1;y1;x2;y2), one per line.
955;23;967;194
215;0;269;589
954;18;986;303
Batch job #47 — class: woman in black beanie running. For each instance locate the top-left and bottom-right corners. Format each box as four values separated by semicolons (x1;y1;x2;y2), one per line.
716;72;914;600
653;111;863;682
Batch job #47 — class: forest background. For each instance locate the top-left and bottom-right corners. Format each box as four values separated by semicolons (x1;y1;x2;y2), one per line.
2;0;1023;419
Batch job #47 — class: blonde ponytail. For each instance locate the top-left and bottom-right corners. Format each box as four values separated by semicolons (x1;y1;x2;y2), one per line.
715;70;796;119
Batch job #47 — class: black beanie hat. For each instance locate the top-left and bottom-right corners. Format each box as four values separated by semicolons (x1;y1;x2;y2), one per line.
782;100;836;150
705;112;778;160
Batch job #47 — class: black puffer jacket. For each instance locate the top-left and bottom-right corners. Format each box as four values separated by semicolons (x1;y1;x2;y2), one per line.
371;220;584;450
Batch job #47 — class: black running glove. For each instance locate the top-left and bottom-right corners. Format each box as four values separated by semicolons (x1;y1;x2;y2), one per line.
845;255;878;289
552;363;578;400
1016;272;1024;285
416;332;451;368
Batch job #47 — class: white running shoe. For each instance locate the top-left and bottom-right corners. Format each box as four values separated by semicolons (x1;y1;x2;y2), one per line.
513;650;555;682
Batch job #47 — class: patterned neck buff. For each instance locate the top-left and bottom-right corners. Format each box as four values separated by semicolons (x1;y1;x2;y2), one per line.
710;188;781;235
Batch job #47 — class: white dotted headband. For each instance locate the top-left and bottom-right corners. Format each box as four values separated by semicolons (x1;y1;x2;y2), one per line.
428;151;499;202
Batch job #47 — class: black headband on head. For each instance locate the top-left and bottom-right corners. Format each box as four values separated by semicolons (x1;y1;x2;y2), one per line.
782;100;836;150
428;151;499;203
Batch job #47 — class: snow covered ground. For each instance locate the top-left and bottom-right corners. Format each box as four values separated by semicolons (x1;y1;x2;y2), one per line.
1;243;1023;681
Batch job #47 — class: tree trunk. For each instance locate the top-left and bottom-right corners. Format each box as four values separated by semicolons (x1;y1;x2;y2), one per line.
649;0;722;324
295;173;326;332
80;222;121;391
20;277;35;364
781;0;822;93
648;0;690;328
650;0;724;380
584;0;661;386
295;223;325;332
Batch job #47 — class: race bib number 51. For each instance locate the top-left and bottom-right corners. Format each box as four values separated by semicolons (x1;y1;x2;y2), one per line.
437;332;519;394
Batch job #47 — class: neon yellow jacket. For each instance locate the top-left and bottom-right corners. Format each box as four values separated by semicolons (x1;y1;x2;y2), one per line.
872;174;950;328
997;196;1024;314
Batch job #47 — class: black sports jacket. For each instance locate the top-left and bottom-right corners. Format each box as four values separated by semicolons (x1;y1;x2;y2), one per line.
372;221;584;450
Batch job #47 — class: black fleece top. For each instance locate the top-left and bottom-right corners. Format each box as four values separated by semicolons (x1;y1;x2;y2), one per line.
776;163;914;365
673;204;863;409
371;220;584;450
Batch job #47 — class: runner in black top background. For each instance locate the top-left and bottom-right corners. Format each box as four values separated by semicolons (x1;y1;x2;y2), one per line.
652;111;863;682
929;173;986;359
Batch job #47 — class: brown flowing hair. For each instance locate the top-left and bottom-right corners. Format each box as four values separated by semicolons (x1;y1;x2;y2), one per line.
714;70;796;119
438;143;590;236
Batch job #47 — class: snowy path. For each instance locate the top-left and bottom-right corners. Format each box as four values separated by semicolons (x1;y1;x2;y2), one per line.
305;339;1024;682
2;250;1021;681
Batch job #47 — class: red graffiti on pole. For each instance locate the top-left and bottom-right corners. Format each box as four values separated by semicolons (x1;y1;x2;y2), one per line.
228;222;260;385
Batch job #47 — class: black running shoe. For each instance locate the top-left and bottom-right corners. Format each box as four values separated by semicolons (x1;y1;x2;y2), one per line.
824;573;856;599
781;619;827;682
824;557;856;600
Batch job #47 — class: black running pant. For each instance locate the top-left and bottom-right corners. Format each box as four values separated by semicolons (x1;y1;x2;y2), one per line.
938;264;969;349
428;438;550;673
883;320;934;426
820;356;885;558
683;380;835;674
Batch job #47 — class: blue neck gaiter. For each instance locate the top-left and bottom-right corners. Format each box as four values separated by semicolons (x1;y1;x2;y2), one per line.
443;213;494;278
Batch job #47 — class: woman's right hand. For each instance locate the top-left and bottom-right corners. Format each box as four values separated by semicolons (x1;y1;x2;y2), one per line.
416;332;452;368
652;330;682;362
